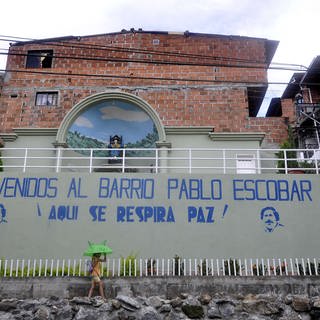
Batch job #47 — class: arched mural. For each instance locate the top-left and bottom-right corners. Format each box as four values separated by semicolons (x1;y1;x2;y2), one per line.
59;92;164;156
67;99;158;154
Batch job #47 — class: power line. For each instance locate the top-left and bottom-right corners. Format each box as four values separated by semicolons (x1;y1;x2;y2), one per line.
0;34;309;71
3;35;268;65
0;50;307;72
1;67;317;89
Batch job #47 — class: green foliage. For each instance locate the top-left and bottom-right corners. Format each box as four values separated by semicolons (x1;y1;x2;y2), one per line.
224;258;240;276
146;258;156;275
0;259;83;277
173;254;184;275
66;131;106;156
197;259;211;275
119;253;139;276
276;125;299;172
296;262;320;275
66;125;159;158
252;263;265;276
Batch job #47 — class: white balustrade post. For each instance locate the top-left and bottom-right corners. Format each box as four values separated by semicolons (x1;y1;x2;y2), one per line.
155;142;171;173
23;148;28;173
53;142;67;173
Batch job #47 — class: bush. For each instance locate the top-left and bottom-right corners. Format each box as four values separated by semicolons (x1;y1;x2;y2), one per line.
224;258;240;276
119;253;139;276
173;254;184;275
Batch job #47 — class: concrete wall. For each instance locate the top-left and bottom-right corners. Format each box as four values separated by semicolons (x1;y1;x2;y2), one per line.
1;276;320;300
0;172;318;260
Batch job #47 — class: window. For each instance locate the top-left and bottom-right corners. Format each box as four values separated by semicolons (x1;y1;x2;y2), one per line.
236;154;256;174
36;92;58;106
26;50;53;68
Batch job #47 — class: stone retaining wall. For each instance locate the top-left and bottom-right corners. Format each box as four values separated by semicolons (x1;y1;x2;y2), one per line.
1;277;320;319
1;276;320;299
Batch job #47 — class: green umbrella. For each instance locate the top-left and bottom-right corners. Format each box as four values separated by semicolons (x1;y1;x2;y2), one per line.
83;240;113;257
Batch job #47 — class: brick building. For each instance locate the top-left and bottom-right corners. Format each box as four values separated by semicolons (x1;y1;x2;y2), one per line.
0;30;291;152
1;31;320;260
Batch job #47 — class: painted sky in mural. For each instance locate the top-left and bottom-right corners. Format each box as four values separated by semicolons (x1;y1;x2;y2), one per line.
67;99;158;147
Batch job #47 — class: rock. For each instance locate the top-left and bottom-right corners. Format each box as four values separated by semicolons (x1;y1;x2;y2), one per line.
199;293;212;305
0;290;320;320
159;304;172;313
207;305;222;319
311;297;320;309
117;309;137;320
242;295;281;315
112;299;122;309
285;294;293;305
310;308;320;319
180;293;189;299
292;296;311;312
74;306;98;320
19;299;40;311
181;298;204;319
0;311;15;319
55;305;74;320
0;299;18;312
170;297;183;308
34;306;50;320
116;295;141;310
91;296;105;307
141;306;162;320
147;296;163;309
216;300;235;317
279;304;303;320
165;310;186;320
70;297;92;305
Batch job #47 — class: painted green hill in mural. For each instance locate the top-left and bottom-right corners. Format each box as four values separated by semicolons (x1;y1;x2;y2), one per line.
66;125;158;157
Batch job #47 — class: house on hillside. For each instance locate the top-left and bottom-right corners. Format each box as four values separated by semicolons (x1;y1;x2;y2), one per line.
0;29;292;173
280;56;320;160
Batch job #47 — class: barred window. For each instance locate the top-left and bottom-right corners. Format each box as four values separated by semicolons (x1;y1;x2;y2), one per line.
36;92;58;106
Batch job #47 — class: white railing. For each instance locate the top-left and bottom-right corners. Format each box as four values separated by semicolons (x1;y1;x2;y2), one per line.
0;147;319;174
0;257;319;278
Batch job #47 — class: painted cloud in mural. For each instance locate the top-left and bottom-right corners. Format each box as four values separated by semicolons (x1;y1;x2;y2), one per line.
74;116;94;128
67;99;159;150
100;106;150;122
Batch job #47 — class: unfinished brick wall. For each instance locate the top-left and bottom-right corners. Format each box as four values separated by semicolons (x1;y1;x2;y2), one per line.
0;31;289;145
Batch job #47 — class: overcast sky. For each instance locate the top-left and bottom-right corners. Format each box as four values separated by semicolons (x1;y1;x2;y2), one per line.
1;0;319;115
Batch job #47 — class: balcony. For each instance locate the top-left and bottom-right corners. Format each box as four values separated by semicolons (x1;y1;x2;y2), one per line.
295;102;320;127
0;147;319;174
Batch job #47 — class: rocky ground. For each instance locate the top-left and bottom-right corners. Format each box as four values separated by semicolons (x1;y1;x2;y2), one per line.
0;292;320;320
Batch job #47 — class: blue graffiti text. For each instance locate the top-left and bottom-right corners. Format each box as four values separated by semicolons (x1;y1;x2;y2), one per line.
99;178;154;199
67;178;88;198
188;206;215;223
117;206;175;223
48;205;78;221
0;177;57;198
89;206;107;222
168;178;222;200
233;179;312;201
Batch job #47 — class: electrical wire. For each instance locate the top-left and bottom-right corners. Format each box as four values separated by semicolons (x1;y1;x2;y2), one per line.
0;51;270;70
0;34;316;97
1;35;268;65
0;67;270;85
0;34;309;72
0;33;306;70
0;67;315;94
0;50;308;73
